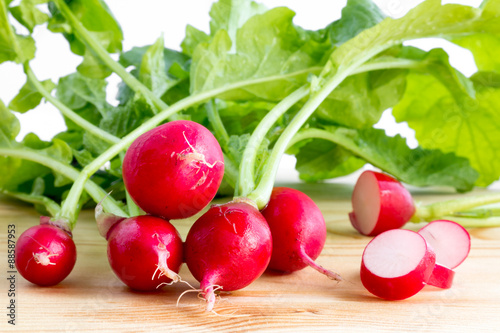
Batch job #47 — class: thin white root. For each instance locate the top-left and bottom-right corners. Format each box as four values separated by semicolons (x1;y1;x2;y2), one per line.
176;288;202;307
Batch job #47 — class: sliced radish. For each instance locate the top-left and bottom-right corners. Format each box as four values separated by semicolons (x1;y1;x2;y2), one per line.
350;171;415;236
418;220;471;269
360;229;436;300
427;264;455;289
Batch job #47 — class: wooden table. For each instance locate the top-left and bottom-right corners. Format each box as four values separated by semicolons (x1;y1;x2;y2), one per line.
1;181;500;332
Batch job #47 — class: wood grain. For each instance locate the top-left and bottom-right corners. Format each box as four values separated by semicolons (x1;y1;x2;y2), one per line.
1;182;500;332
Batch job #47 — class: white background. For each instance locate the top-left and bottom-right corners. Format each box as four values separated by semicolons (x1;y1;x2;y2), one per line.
0;0;491;186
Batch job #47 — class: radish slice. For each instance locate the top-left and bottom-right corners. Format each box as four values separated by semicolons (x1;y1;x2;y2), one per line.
427;264;455;289
418;220;471;269
350;171;415;236
360;229;436;300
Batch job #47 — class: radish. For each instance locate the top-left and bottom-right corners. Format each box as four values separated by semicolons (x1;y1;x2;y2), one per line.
418;220;471;269
350;170;500;237
122;120;224;220
184;200;272;311
350;170;415;236
360;229;436;300
106;215;184;291
427;264;455;289
260;187;341;280
15;224;77;286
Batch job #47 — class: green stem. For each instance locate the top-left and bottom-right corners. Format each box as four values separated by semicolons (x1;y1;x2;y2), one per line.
411;193;500;222
246;55;415;208
237;85;309;198
54;0;168;113
0;148;128;229
206;100;229;150
429;215;500;228
24;63;120;144
221;152;239;189
1;189;61;217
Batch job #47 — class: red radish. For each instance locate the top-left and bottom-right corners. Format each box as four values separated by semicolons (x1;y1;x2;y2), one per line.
350;170;415;236
184;201;272;311
427;264;455;289
418;220;471;269
360;229;436;300
122;120;224;220
15;224;77;286
261;187;341;280
106;215;183;291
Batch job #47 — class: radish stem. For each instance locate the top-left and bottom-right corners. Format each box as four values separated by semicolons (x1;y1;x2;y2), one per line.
412;193;500;222
53;0;169;114
24;63;120;145
0;147;127;223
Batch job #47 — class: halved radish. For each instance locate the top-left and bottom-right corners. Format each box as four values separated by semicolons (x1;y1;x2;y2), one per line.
360;229;436;300
427;264;455;289
418;220;471;269
350;170;415;236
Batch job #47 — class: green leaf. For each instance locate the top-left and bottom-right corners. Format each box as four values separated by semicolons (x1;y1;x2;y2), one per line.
190;7;327;100
138;35;171;97
48;0;123;78
8;79;56;113
298;127;478;191
451;0;500;73
315;67;407;128
99;94;155;138
9;0;50;33
393;52;500;186
181;25;210;56
0;100;20;144
76;44;112;79
324;0;385;46
293;139;365;182
0;0;36;63
209;0;267;46
55;72;109;115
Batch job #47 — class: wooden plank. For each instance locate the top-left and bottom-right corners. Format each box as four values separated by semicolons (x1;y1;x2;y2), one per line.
1;183;500;332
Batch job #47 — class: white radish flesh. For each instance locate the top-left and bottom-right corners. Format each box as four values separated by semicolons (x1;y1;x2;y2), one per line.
360;229;436;300
418;220;471;269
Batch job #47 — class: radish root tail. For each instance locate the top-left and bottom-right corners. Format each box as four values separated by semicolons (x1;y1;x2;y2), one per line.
299;247;342;282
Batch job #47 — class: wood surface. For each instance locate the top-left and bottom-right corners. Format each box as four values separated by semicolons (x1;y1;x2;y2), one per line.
1;181;500;332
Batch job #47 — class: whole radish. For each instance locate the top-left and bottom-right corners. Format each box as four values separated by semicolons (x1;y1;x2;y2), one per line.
261;187;341;280
15;224;77;286
360;229;436;300
106;215;183;291
122;120;224;220
350;170;415;236
184;200;272;311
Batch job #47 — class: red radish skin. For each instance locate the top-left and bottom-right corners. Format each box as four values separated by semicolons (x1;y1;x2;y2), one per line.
427;264;455;289
107;215;183;291
122;120;224;220
350;170;415;236
184;201;272;311
418;220;471;269
360;229;436;300
15;224;77;286
261;187;341;280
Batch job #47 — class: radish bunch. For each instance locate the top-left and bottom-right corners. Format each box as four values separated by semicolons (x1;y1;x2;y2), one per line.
99;120;225;292
360;220;470;300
